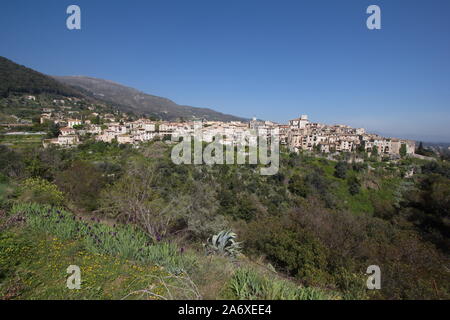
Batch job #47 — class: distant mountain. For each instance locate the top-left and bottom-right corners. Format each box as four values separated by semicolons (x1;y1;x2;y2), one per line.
0;56;246;122
0;57;81;98
54;76;247;122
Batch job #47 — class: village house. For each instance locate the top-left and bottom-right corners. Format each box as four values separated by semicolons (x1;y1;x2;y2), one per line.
67;119;82;128
134;130;158;142
96;130;119;143
289;115;309;129
117;134;133;144
86;124;102;135
57;135;80;146
43;135;79;148
391;139;415;155
103;114;116;122
60;127;76;136
40;113;52;124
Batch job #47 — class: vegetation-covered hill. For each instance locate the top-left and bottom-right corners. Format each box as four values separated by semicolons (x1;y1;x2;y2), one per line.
53;76;247;122
0;139;449;300
0;56;246;122
0;57;81;98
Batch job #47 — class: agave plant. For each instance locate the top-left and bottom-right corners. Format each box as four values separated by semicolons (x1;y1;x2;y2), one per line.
205;230;242;257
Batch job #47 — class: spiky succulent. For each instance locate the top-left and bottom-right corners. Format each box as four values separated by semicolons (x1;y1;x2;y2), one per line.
205;230;242;257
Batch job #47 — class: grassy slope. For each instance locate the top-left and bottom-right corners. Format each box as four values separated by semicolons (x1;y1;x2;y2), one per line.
0;204;338;300
0;229;168;300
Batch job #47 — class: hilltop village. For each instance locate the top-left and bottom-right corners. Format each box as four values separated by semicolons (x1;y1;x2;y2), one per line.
3;95;415;157
43;109;414;158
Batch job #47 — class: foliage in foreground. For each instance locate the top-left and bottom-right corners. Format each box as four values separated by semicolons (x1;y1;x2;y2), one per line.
0;230;171;299
11;203;196;274
224;268;336;300
2;203;338;300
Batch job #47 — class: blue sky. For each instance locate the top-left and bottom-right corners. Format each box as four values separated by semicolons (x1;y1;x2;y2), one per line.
1;0;449;142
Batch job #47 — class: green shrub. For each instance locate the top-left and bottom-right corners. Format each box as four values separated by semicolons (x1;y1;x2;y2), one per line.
288;174;309;197
243;216;331;286
348;176;361;195
18;178;65;206
334;161;348;179
0;173;8;184
54;161;106;211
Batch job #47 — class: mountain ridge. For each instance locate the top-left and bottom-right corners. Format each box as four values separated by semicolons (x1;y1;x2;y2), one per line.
0;56;247;122
53;75;247;122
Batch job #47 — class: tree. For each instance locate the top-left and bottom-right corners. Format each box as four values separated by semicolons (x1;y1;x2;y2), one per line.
0;146;24;178
72;124;84;130
334;161;348;179
418;142;425;154
348;176;361;195
372;146;379;157
357;144;366;153
288;174;309;197
416;142;434;157
99;158;188;241
47;122;60;138
185;181;228;239
92;115;101;125
400;143;407;158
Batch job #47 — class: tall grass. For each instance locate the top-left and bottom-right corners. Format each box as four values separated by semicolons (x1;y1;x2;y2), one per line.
227;268;336;300
11;203;196;274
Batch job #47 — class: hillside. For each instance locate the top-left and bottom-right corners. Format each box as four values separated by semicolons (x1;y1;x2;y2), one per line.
54;76;247;122
1;139;449;300
0;57;81;98
0;56;247;122
0;203;335;300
